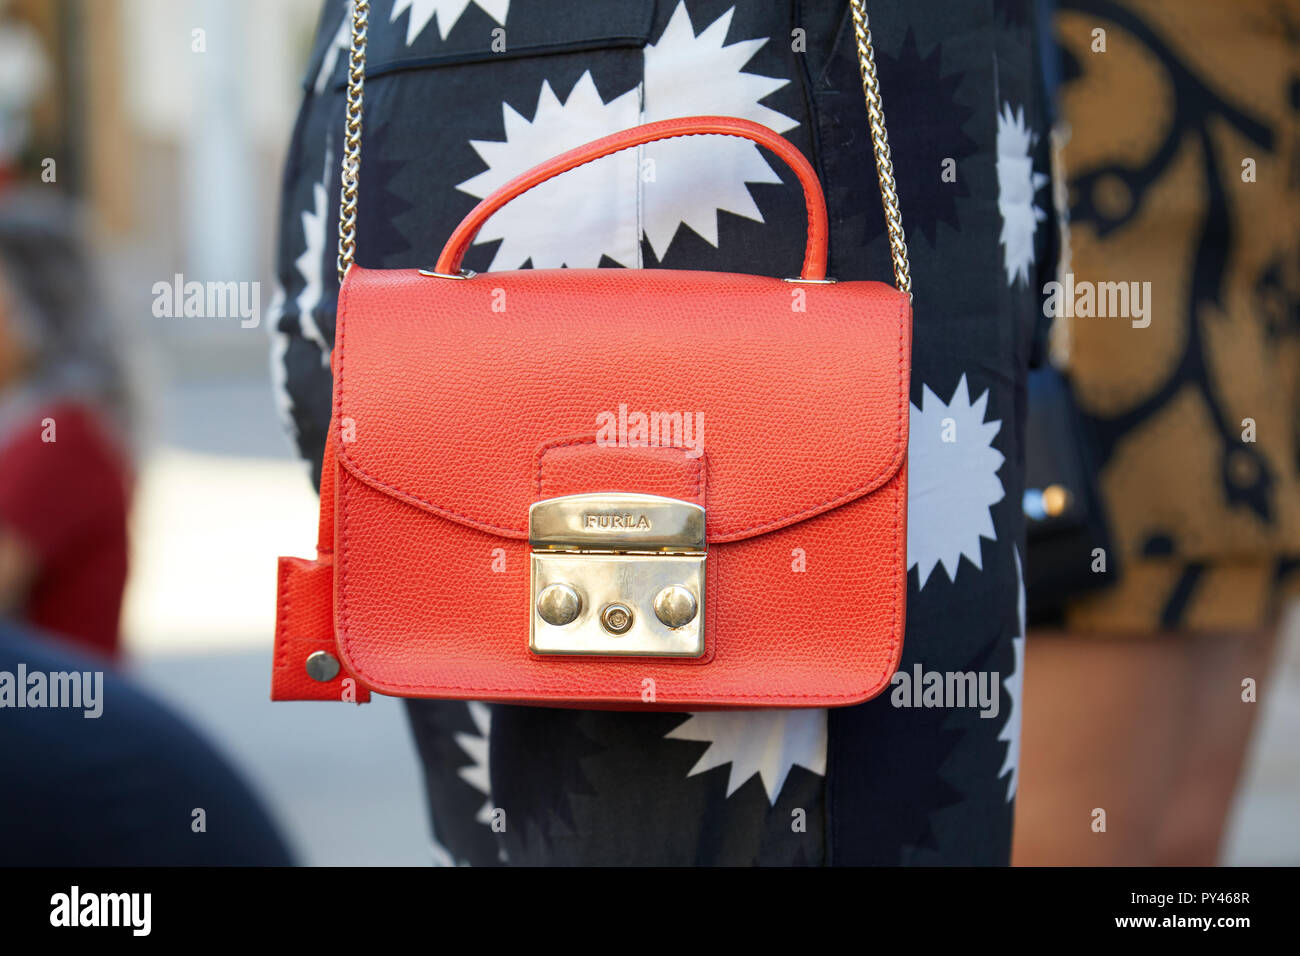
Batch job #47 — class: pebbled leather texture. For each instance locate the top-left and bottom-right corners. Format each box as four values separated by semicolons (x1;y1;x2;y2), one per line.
436;116;829;280
336;268;908;545
272;117;912;709
537;441;706;507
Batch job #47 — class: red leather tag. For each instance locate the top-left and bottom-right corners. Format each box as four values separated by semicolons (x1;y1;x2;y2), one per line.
271;556;370;703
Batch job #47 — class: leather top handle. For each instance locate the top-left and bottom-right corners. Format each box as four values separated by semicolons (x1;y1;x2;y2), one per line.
433;115;830;281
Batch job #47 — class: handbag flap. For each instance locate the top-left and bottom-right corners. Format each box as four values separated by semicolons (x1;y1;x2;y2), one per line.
334;266;910;542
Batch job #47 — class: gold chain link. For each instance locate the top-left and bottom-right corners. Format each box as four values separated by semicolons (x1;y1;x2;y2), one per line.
336;0;909;294
849;0;911;295
337;0;369;282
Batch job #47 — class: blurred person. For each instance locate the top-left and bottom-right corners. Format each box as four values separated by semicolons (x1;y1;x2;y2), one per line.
0;193;134;658
271;1;1057;865
0;618;295;865
0;202;295;867
0;5;295;870
1015;0;1300;865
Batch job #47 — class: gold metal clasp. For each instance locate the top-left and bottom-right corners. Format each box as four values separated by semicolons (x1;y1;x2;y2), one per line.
528;493;706;657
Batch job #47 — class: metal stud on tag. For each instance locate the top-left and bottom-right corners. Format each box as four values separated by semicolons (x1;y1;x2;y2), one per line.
305;650;340;682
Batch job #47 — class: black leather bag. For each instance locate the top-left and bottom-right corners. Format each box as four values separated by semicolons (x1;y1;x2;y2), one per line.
1024;366;1119;626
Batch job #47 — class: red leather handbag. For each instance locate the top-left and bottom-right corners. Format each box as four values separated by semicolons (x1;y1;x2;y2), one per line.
271;0;913;709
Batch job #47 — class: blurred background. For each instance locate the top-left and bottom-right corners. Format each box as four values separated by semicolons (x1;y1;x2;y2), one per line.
0;0;1295;865
0;0;426;865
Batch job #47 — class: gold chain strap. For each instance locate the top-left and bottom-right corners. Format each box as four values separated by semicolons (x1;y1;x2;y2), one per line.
336;0;369;282
337;0;910;293
849;0;911;295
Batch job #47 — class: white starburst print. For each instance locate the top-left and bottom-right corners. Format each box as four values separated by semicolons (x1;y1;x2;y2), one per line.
454;700;494;825
666;709;826;803
427;702;498;865
457;74;642;269
997;549;1025;802
429;836;463;867
996;102;1048;286
265;286;298;450
265;144;335;429
292;148;334;364
907;374;1006;588
390;0;509;45
639;2;797;258
312;0;351;93
456;1;796;269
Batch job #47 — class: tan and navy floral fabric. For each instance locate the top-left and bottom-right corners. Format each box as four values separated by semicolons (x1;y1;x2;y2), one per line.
1058;0;1300;633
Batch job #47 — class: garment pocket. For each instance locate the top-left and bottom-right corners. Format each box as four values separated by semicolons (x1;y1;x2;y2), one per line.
322;1;658;272
306;0;656;91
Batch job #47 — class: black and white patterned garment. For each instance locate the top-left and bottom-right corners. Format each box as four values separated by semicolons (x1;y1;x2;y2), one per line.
270;0;1055;865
